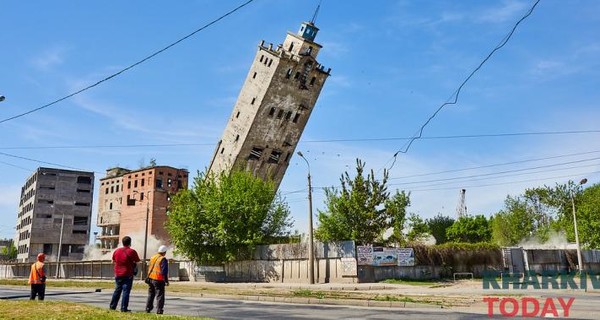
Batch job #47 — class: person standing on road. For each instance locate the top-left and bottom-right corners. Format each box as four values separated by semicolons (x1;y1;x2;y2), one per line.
109;236;140;312
145;245;169;314
28;253;46;300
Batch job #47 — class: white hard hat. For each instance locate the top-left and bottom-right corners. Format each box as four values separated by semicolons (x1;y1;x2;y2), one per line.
158;245;168;253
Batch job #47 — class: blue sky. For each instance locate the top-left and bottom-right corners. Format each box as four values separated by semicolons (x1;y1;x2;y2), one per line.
1;0;599;241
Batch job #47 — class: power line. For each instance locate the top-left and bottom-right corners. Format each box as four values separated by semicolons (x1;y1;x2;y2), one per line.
0;151;96;173
0;0;255;125
390;149;600;180
406;170;600;193
2;129;599;150
385;0;541;171
391;162;600;189
0;160;32;172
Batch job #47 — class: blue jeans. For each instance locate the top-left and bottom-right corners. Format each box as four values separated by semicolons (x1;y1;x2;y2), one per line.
109;276;134;311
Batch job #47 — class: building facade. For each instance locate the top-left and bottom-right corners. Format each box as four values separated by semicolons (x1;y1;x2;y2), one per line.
97;166;188;256
14;167;94;262
208;21;330;189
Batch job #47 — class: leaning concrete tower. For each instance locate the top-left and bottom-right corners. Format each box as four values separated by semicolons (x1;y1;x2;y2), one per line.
208;20;330;190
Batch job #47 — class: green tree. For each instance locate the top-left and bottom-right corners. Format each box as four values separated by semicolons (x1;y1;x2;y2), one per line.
490;196;535;246
315;159;410;245
446;215;491;243
426;214;455;245
575;183;600;248
406;213;428;242
166;170;293;264
0;241;17;260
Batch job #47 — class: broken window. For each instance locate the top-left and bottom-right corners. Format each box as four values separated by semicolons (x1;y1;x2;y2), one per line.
285;111;292;121
268;150;282;164
277;110;284;119
156;179;163;189
249;147;263;160
286;68;292;79
76;176;92;184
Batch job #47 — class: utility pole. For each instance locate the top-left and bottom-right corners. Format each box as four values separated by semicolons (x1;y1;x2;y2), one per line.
456;189;467;219
571;178;587;273
55;211;65;279
142;193;150;280
297;152;315;284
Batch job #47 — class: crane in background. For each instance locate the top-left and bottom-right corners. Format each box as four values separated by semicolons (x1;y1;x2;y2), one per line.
456;189;467;219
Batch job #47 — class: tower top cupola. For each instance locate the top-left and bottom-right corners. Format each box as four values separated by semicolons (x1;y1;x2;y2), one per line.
298;22;319;42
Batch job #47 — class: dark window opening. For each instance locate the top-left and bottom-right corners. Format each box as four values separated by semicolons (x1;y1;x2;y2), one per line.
268;59;272;67
109;202;113;210
249;147;263;160
116;185;119;192
310;77;316;86
177;180;182;189
105;188;109;194
156;179;163;189
38;199;54;204
77;176;92;184
236;111;240;118
260;55;264;62
140;192;144;201
294;72;300;79
134;180;138;188
307;46;313;55
73;216;88;226
110;186;114;193
277;110;284;119
74;202;90;207
269;107;275;117
43;244;53;255
220;148;224;154
77;188;90;193
268;150;282;164
289;43;294;51
293;113;300;123
285;152;291;162
235;134;240;142
127;181;131;189
141;179;145;187
251;97;256;105
253;72;257;79
127;195;135;206
286;69;292;79
285;111;292;121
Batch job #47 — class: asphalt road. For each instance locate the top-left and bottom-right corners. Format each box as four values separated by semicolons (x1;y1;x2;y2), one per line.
1;286;598;319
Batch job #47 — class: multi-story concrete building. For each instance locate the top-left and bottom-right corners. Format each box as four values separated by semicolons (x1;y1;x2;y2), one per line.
208;20;330;189
14;167;94;262
97;166;188;255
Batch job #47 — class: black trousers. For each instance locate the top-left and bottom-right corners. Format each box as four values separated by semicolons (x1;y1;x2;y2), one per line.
145;279;166;313
30;283;45;300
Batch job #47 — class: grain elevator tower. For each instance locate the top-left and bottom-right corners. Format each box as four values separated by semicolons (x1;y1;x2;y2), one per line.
208;20;330;190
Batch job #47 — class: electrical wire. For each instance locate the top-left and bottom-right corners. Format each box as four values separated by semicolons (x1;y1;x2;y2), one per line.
384;0;541;171
1;129;598;150
0;0;255;125
390;149;600;180
0;151;97;173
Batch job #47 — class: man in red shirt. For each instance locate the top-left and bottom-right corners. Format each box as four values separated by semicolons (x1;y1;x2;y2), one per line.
109;236;140;312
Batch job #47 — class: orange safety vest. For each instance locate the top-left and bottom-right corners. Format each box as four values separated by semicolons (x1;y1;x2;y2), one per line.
147;254;166;281
28;261;45;285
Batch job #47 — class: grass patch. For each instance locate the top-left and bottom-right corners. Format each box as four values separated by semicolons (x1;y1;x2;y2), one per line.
379;279;440;287
292;289;326;299
0;300;212;319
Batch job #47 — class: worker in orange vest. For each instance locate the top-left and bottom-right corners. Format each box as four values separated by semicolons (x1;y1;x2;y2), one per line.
145;245;169;314
28;253;47;300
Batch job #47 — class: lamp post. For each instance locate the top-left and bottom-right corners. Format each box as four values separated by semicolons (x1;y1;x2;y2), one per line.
55;210;65;279
142;192;150;280
297;151;315;284
133;190;150;280
571;178;587;273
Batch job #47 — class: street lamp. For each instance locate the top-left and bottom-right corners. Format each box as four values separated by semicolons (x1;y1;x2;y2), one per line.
55;210;65;279
297;151;315;284
571;178;587;273
133;190;150;280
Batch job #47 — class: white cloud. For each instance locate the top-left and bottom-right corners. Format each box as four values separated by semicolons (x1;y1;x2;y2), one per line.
30;46;68;71
477;0;528;24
